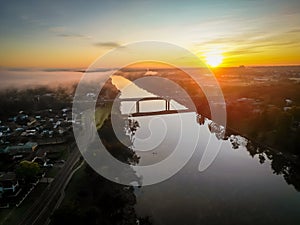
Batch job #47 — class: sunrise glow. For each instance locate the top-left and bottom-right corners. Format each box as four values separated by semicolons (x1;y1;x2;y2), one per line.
205;50;223;67
0;1;299;68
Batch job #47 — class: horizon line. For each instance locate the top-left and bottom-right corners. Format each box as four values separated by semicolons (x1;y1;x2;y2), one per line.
1;64;300;73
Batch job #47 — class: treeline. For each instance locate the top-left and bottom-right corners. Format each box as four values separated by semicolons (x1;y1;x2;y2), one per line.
0;86;73;117
118;69;211;119
50;104;150;225
122;70;300;155
50;164;150;225
225;82;300;154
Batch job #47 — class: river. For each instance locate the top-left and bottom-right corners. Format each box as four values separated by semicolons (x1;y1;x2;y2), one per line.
111;75;300;225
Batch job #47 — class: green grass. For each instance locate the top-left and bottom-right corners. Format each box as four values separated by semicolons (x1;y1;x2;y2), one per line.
57;102;111;206
45;105;113;217
60;162;87;206
95;103;112;130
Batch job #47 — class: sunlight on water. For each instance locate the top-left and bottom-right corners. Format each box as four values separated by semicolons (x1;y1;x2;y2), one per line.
112;75;300;225
112;75;186;115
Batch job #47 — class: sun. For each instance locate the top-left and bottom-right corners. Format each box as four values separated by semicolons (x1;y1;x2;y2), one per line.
205;50;223;67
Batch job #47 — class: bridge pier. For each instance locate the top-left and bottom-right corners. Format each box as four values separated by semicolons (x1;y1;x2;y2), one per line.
165;99;170;111
136;98;170;113
136;101;140;113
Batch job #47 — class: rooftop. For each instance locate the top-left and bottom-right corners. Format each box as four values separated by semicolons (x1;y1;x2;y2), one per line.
0;142;38;155
0;172;16;181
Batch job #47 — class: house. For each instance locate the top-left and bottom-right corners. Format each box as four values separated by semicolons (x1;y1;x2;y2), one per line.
15;114;29;125
61;108;70;113
35;115;41;120
0;126;10;133
0;172;20;198
285;99;293;106
32;156;46;166
27;118;37;126
0;142;38;156
21;129;37;137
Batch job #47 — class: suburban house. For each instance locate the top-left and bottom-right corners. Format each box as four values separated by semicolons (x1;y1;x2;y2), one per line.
0;142;38;158
0;172;20;198
32;156;46;166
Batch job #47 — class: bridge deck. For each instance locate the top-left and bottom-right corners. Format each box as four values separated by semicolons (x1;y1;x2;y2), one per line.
100;97;170;102
124;109;193;117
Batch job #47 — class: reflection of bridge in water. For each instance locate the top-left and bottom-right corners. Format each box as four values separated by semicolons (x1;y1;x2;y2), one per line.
106;97;193;117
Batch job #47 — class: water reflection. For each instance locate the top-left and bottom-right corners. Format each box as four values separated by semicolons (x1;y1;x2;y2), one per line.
125;119;140;142
245;141;300;192
206;119;300;192
109;75;300;225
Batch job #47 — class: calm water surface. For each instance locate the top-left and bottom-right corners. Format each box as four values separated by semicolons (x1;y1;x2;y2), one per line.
112;76;300;225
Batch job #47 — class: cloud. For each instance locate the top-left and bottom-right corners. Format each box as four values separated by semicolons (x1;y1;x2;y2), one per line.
287;29;300;33
93;42;122;48
57;33;92;39
0;67;80;73
225;41;299;57
225;49;263;56
0;70;83;90
48;27;122;49
42;68;82;72
194;30;300;57
48;26;92;40
0;67;117;74
0;67;36;72
76;68;115;73
48;26;66;33
145;70;158;75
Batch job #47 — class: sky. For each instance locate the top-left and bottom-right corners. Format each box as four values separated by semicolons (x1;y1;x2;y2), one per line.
0;0;300;68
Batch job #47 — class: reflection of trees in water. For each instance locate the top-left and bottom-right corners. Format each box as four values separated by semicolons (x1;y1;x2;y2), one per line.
228;135;247;149
125;119;140;143
200;113;300;192
246;141;300;192
196;114;205;125
208;121;226;140
98;113;141;166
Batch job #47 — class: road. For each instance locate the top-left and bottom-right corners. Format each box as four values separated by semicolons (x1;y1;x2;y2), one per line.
17;146;81;225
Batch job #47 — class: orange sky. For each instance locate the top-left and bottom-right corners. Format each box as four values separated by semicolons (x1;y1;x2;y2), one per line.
1;0;300;68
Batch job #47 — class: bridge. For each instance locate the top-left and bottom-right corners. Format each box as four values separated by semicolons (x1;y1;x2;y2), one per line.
110;97;194;117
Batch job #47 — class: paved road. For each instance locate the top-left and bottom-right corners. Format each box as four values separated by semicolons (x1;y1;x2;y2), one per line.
17;146;81;225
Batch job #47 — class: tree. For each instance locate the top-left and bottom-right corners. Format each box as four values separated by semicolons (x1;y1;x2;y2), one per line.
16;160;41;183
